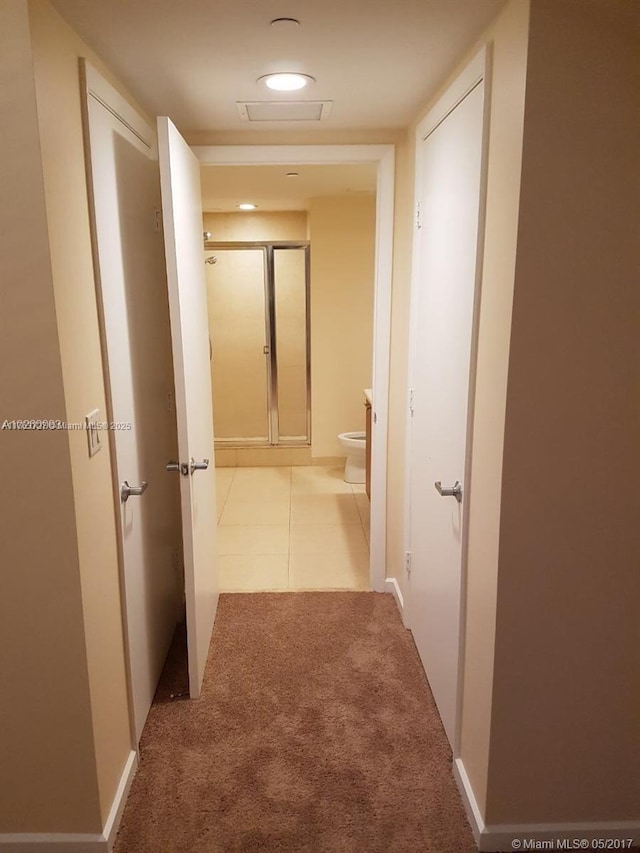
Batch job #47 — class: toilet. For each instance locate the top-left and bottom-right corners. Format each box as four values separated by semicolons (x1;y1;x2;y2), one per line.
337;432;366;484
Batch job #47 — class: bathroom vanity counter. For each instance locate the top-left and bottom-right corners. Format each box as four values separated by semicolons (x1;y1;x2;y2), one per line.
364;389;372;498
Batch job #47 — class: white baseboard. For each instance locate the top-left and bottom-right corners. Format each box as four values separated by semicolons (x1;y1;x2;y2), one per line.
102;750;137;850
384;576;404;616
480;821;640;852
0;750;137;852
454;757;640;852
0;837;105;853
453;757;485;843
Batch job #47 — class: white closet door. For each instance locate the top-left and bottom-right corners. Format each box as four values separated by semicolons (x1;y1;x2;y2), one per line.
408;74;486;746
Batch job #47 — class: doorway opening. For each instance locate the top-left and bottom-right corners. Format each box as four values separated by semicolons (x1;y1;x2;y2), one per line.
194;145;395;595
204;241;311;448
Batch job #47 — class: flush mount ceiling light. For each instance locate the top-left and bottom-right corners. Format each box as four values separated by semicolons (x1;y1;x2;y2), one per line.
237;203;257;210
259;73;315;92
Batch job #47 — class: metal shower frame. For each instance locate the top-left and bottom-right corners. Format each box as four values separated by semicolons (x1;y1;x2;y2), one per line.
205;240;311;448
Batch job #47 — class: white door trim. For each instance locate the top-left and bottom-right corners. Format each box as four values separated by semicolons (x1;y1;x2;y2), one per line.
83;62;156;155
403;46;491;750
192;143;395;593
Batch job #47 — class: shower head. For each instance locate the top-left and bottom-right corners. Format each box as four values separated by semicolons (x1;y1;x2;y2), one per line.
205;256;218;265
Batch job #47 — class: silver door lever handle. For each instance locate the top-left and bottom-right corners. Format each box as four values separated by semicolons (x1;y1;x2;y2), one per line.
434;480;463;503
190;457;210;474
121;480;148;502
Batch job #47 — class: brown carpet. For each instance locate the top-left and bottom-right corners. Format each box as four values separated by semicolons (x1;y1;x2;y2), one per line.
113;592;476;852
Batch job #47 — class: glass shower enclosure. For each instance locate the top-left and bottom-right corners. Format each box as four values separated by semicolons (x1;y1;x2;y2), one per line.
204;242;311;447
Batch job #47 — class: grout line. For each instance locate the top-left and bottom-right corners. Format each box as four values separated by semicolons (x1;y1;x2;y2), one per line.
215;465;236;522
350;486;371;553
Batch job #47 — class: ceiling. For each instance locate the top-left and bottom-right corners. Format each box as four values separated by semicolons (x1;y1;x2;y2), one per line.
51;0;505;134
200;164;377;211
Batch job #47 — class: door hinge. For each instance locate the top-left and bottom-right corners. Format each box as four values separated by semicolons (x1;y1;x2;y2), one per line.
154;208;162;233
409;388;415;417
405;550;412;576
415;201;422;230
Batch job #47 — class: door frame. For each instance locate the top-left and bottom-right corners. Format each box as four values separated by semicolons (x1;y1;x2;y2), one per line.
193;144;395;593
80;61;181;748
403;46;491;751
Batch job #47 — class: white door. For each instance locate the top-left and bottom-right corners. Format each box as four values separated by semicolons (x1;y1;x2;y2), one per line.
158;117;219;698
408;65;486;746
82;63;181;741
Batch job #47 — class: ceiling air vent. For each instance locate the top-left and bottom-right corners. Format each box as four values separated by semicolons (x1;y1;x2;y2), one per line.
237;101;333;122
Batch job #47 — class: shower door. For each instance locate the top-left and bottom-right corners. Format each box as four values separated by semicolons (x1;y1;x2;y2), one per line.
204;242;310;447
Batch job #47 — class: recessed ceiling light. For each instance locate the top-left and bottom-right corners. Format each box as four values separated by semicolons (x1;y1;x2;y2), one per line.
270;17;300;30
237;203;257;210
259;73;315;92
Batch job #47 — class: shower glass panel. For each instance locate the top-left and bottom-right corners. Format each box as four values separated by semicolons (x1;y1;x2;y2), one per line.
205;248;270;443
274;247;310;441
205;242;310;447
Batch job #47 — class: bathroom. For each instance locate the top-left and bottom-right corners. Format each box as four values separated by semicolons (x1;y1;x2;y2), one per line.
200;163;376;592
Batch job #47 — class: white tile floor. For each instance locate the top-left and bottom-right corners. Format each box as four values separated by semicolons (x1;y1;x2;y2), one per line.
215;465;370;592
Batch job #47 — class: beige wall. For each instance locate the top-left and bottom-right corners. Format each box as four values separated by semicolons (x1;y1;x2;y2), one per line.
0;0;162;833
459;0;531;815
28;0;135;826
486;0;640;823
0;0;101;832
308;196;376;457
203;210;307;243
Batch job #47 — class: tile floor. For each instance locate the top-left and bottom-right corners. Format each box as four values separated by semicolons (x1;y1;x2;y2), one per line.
215;465;370;592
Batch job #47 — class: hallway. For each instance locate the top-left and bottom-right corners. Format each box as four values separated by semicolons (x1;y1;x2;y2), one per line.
215;465;371;592
112;591;475;853
5;1;638;847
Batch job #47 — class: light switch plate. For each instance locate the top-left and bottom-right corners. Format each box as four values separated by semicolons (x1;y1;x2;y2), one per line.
85;409;102;457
